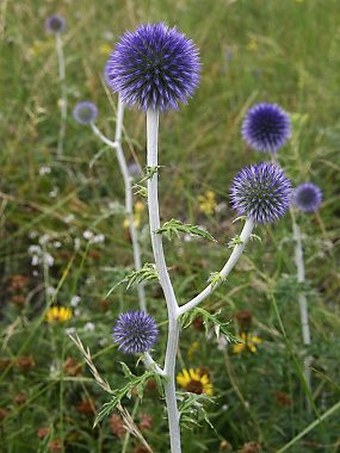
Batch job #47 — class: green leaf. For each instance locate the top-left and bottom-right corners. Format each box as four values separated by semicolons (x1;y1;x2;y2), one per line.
207;271;226;288
93;368;156;427
157;218;216;242
139;165;162;182
105;263;158;298
133;184;148;198
180;307;239;343
177;391;215;429
105;263;158;299
227;235;244;248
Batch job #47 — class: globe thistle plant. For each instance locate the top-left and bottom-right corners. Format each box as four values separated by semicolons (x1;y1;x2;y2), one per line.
73;99;147;312
291;181;322;394
242;103;291;153
293;182;322;213
113;311;158;354
45;15;66;34
73;101;98;125
230;162;292;224
93;25;296;453
104;22;200;112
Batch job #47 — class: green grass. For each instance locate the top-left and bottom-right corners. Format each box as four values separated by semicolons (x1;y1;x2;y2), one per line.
1;0;339;451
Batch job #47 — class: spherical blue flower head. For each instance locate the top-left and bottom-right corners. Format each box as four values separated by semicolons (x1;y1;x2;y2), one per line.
113;311;158;354
45;15;66;34
242;103;291;153
230;162;292;224
293;182;322;213
104;23;200;112
73;101;98;125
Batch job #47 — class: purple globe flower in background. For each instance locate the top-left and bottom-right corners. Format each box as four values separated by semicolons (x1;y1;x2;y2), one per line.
113;311;158;354
104;22;200;112
230;162;292;224
73;101;98;125
45;15;66;34
293;182;322;213
242;103;291;153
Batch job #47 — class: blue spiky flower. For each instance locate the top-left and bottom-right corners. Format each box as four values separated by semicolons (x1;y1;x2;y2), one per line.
230;162;292;224
242;103;291;153
104;23;200;112
113;311;158;354
73;101;98;125
293;182;322;213
45;15;66;34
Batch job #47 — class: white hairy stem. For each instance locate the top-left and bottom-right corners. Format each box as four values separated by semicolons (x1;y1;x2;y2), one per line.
177;217;255;317
143;352;166;377
292;218;312;391
91;99;147;312
146;109;181;453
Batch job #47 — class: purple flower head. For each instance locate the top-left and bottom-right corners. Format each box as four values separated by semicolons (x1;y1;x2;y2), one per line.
293;182;322;213
104;23;200;112
242;103;291;153
230;162;292;224
45;15;66;34
113;311;158;354
73;101;98;125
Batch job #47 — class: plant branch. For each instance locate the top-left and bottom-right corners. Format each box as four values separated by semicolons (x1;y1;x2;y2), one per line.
146;108;181;453
177;217;255;317
143;352;167;377
91;99;147;312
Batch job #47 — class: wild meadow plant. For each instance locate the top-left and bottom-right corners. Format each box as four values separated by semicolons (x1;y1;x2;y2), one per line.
291;182;322;395
72;100;147;312
241;101;323;398
70;23;294;453
45;14;67;156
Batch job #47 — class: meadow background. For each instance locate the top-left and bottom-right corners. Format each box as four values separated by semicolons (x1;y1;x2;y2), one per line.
1;0;339;451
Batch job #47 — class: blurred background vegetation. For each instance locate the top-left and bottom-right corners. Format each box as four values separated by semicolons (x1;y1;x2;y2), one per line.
0;0;339;451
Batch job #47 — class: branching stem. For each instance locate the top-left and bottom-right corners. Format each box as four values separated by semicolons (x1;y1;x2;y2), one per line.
146;109;181;453
146;109;256;453
177;218;254;317
91;98;146;312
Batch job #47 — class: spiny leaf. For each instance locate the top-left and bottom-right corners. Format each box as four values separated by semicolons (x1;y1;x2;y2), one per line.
207;271;226;288
180;307;239;343
139;165;162;182
177;391;215;429
133;184;148;198
105;263;158;298
227;235;244;248
93;368;156;428
157;218;215;242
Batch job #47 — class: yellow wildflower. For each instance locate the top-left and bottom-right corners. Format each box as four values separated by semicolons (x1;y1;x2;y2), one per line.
177;368;213;396
123;202;145;229
99;43;112;56
46;306;72;323
198;190;216;215
232;332;262;354
134;201;145;214
187;341;200;360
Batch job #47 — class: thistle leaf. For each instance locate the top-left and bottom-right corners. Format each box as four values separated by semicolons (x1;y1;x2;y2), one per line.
180;307;238;343
105;263;158;298
157;218;215;242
